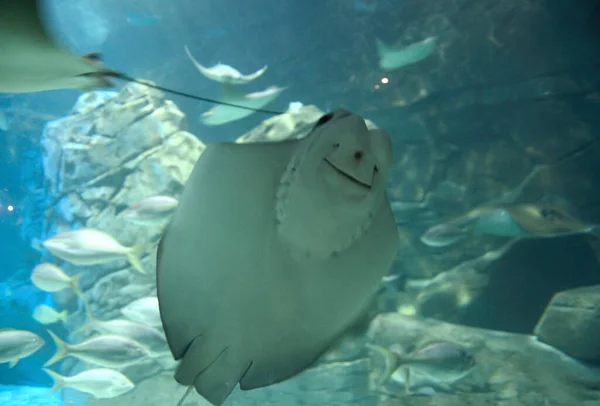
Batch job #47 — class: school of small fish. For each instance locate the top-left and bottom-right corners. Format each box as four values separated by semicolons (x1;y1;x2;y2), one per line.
367;341;477;395
1;195;178;399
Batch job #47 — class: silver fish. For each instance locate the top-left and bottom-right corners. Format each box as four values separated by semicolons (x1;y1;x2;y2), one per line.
121;296;162;327
420;223;467;247
77;317;168;354
45;330;150;368
44;368;134;399
33;304;68;325
0;328;44;367
43;228;144;273
368;341;476;394
121;195;179;226
30;263;83;297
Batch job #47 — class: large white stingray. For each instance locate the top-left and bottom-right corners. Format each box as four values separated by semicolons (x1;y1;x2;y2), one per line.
0;0;117;93
184;45;268;85
156;109;399;405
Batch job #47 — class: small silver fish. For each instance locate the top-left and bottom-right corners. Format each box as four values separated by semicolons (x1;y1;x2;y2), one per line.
121;296;162;327
368;341;476;394
43;228;144;273
44;368;134;399
33;304;68;325
77;317;168;354
45;330;150;368
420;223;467;247
121;195;178;226
0;328;45;367
30;263;83;297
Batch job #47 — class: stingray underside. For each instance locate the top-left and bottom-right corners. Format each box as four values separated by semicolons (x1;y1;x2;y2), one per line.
157;141;321;405
156;139;400;405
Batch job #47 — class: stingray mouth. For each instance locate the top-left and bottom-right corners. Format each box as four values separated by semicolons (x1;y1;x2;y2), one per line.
324;159;372;190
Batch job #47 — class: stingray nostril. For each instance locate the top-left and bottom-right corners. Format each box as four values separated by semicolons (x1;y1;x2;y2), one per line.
354;151;363;160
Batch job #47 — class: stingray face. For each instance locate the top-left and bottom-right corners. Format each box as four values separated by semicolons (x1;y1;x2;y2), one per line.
308;109;393;200
276;109;394;258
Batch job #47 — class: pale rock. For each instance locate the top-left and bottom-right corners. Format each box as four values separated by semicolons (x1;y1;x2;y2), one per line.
535;284;600;360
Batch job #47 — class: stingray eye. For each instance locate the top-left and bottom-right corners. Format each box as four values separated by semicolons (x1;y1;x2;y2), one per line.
315;113;334;127
540;208;555;219
333;143;340;148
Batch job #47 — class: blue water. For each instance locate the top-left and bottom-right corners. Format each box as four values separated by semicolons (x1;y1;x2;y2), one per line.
0;385;62;406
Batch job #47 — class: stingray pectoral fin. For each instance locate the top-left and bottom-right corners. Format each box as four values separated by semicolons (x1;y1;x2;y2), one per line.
75;73;113;91
239;346;326;391
193;348;252;406
175;335;251;405
174;336;210;386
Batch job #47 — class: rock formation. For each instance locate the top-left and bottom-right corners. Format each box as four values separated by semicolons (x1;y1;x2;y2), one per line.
40;82;205;386
535;284;600;360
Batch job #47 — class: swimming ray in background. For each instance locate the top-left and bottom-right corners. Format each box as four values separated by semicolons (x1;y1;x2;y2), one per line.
157;109;399;405
375;36;438;71
201;85;287;126
0;0;284;115
184;45;268;85
421;201;600;248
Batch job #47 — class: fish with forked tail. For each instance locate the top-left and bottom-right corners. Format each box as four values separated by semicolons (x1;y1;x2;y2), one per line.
44;330;150;368
0;328;45;367
43;228;145;273
43;368;134;398
367;341;476;395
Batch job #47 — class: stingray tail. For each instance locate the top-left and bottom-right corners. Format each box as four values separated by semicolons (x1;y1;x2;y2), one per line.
44;331;70;367
43;368;66;395
77;52;121;90
127;245;145;274
176;385;195;406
